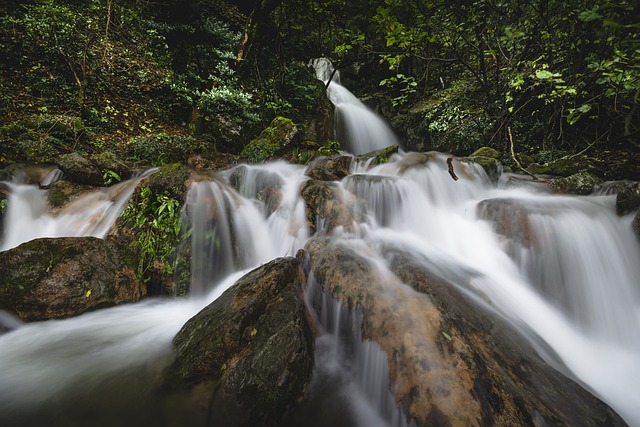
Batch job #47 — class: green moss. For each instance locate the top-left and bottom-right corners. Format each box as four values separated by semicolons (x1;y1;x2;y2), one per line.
470;147;499;159
241;116;298;163
241;139;279;163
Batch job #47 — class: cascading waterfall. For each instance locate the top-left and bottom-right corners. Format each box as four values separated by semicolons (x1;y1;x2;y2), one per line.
1;83;640;426
311;58;401;155
0;168;157;251
183;162;308;296
339;156;640;426
293;274;415;427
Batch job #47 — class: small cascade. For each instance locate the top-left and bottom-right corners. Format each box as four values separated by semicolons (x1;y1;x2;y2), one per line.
224;161;310;256
182;180;236;296
482;195;640;344
311;58;400;155
181;163;309;296
0;169;156;251
300;274;415;427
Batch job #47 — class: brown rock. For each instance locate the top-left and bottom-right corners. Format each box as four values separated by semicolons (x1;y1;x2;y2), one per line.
0;237;145;322
304;237;624;427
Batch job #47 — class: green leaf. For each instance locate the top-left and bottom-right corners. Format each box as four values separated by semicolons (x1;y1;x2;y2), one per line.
535;69;555;80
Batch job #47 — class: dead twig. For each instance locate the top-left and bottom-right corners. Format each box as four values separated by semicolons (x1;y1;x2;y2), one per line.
447;154;459;181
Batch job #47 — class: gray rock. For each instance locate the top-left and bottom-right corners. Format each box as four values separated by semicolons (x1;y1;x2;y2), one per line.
56;152;104;186
616;181;640;215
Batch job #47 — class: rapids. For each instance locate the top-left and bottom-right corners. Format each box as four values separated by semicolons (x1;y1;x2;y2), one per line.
0;61;639;426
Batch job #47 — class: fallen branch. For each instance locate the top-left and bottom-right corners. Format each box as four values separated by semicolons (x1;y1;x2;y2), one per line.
508;127;537;180
447;154;459;181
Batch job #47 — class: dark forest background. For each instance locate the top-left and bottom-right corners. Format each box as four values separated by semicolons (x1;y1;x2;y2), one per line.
1;0;638;177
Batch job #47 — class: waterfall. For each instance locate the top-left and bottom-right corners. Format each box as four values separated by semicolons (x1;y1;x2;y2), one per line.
311;58;401;155
0;168;157;251
290;274;415;427
1;87;640;425
182;162;308;296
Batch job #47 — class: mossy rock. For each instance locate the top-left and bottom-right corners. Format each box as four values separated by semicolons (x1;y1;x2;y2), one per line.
90;152;135;182
241;116;300;163
56;152;104;186
146;163;191;203
464;156;502;181
528;155;600;177
356;145;399;167
470;146;499;159
0;237;144;322
549;172;602;195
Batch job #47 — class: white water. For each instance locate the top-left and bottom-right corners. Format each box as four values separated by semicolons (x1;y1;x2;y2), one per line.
1;89;640;426
298;271;415;427
311;58;401;155
0;169;157;251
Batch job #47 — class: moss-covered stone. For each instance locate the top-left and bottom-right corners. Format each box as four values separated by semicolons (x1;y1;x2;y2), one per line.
162;256;314;427
527;155;601;177
0;237;144;322
549;172;602;195
356;144;399;167
241;116;300;163
464;156;503;180
56;152;104;186
470;146;500;159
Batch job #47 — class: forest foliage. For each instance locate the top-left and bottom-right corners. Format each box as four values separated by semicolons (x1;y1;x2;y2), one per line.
0;0;638;168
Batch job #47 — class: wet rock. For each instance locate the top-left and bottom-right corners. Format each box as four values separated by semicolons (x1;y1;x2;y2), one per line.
463;156;502;181
0;237;145;322
300;87;334;146
527;155;600;177
163;256;314;427
305;155;352;181
477;198;539;249
549;172;602;195
0;310;22;335
108;164;187;295
56;152;104;186
300;179;363;234
46;179;92;209
227;165;283;215
355;144;399;167
304;237;624;427
615;181;640;215
0;164;62;186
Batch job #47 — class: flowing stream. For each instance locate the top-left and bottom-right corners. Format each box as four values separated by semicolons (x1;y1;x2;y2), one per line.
1;63;639;426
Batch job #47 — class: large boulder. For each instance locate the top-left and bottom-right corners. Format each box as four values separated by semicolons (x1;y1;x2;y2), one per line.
241;117;301;163
162;255;315;427
304;237;624;427
0;237;144;322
